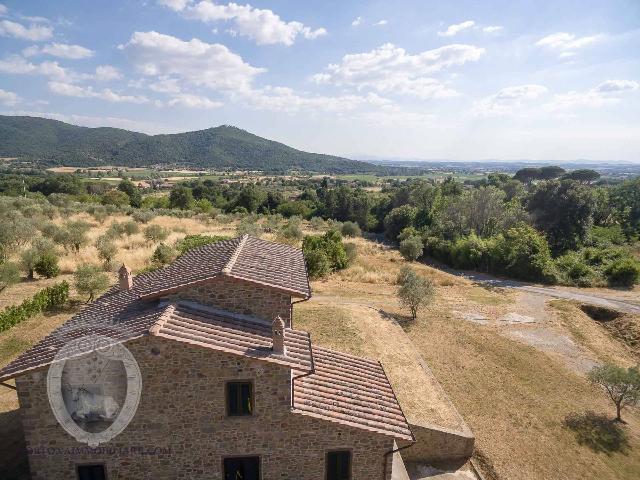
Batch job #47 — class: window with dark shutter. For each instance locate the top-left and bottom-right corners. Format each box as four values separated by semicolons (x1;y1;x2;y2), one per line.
326;450;351;480
77;464;106;480
224;456;260;480
226;381;253;416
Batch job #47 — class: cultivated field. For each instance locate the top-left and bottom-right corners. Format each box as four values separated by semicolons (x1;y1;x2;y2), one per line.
0;213;639;479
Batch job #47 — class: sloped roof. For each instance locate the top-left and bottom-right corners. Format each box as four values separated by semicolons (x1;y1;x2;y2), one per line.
137;235;311;299
151;302;313;371
293;347;413;441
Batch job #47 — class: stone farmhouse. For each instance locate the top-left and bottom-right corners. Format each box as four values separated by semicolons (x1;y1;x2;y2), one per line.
0;235;426;480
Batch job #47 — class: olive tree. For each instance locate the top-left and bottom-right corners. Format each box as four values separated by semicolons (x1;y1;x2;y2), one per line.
396;267;435;320
588;363;640;422
74;264;109;302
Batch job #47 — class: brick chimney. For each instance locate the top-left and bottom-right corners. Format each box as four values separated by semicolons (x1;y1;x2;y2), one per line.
118;264;133;291
272;316;286;356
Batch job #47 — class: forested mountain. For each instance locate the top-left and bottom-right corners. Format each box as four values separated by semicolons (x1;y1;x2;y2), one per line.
0;116;378;173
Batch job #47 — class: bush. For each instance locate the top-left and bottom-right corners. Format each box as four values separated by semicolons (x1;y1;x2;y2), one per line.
144;224;169;243
604;258;640;287
152;243;176;265
122;220;140;236
341;221;362;238
0;281;69;332
399;235;424;262
302;231;349;279
555;252;599;287
175;234;228;255
132;210;156;224
278;219;303;242
450;233;492;271
74;264;110;302
0;261;20;292
236;218;262;237
344;242;358;264
310;217;327;231
34;252;60;278
21;237;56;279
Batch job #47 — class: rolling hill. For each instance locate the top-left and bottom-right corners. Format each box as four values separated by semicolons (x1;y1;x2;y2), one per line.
0;115;379;173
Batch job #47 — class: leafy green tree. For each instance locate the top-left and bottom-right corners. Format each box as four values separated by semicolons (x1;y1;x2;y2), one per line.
234;184;266;213
34;253;60;278
175;235;228;255
0;261;20;292
118;179;142;208
527;180;597;252
21;238;56;279
489;223;558;283
144;224;169;243
54;220;91;253
151;243;176;265
169;186;195;210
588;364;640;422
610;177;640;235
514;167;541;184
74;264;109;302
101;189;131;207
563;169;601;184
399;235;424;262
341;221;361;237
396;267;435;320
302;231;349;279
538;166;566;180
384;205;418;240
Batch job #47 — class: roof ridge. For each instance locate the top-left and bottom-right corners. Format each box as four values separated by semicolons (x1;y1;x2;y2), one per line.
149;304;175;335
222;234;248;274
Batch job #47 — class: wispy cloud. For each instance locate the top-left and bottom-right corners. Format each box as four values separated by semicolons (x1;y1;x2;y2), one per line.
22;42;94;60
471;84;548;116
373;19;388;27
536;32;605;57
351;16;362;27
438;20;475;37
0;88;20;106
546;80;639;110
0;19;53;41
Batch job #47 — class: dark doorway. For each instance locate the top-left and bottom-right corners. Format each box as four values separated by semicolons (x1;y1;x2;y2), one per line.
223;456;260;480
77;464;107;480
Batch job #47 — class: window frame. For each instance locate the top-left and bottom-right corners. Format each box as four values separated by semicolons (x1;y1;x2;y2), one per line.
325;449;353;480
76;462;108;480
225;380;254;417
222;454;261;480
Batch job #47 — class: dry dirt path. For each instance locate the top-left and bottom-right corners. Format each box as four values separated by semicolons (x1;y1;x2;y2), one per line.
424;262;640;314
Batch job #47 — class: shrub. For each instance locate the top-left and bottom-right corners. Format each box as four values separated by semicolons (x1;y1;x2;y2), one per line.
310;216;327;231
555;252;599;287
399;235;424;262
302;231;349;279
34;252;60;278
144;224;169;243
278;220;303;241
175;234;228;255
132;210;156;224
122;220;140;236
21;237;56;279
151;243;176;265
236;219;262;237
449;233;492;271
0;261;20;292
396;267;435;320
341;221;362;238
74;264;110;302
604;258;640;287
0;281;69;332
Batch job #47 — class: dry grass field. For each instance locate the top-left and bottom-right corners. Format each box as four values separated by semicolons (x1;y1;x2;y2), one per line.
0;216;639;479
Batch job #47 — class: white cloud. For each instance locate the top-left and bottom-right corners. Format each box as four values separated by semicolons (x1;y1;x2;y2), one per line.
546;80;639;110
0;88;20;106
159;0;327;46
373;20;388;27
482;26;503;34
149;77;182;93
438;20;475;37
472;84;548;116
536;32;604;56
22;42;94;60
0;4;7;16
351;16;362;27
119;31;264;92
312;43;484;99
167;93;222;109
93;65;122;81
48;81;150;104
0;19;52;41
0;55;70;80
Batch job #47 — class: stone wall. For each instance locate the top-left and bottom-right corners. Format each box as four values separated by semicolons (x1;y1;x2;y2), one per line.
17;336;396;479
162;276;293;325
400;421;474;464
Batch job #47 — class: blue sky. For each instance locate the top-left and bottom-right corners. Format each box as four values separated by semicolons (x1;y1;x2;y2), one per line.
0;0;639;161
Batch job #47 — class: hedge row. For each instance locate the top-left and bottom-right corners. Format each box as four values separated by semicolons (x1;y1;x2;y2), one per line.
0;281;69;333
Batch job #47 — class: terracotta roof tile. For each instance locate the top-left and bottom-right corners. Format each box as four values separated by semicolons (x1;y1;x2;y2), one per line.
138;235;310;299
293;347;413;441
